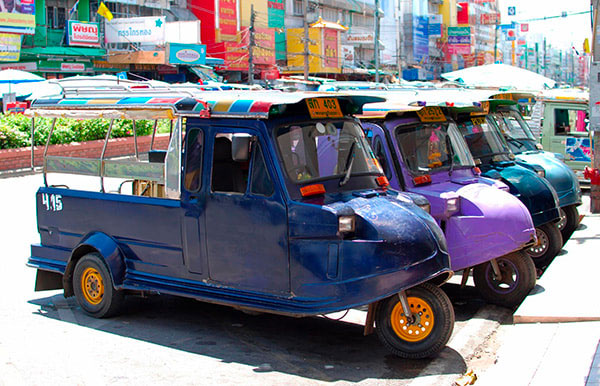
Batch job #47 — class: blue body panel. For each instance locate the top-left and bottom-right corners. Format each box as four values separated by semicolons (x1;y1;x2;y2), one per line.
479;162;561;227
514;151;582;208
29;115;451;316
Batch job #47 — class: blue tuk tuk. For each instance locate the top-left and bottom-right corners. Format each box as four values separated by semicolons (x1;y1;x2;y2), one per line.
27;90;454;359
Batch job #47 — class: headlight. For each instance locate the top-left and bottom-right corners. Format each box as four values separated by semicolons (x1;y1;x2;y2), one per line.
536;143;543;150
418;202;431;213
338;215;356;233
446;197;460;213
536;169;545;178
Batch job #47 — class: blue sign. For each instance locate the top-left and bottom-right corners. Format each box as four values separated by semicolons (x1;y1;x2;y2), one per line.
116;72;127;80
448;35;471;45
412;15;429;63
508;6;516;16
167;43;207;66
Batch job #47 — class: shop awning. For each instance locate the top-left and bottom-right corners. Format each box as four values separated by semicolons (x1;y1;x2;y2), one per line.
309;17;348;31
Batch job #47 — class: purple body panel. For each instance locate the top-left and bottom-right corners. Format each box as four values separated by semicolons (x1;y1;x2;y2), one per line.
363;120;536;271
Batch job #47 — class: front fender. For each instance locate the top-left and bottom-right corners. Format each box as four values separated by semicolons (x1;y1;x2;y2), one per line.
63;232;126;296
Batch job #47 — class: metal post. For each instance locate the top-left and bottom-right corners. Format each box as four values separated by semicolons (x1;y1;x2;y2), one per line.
150;120;158;150
30;117;35;170
590;0;600;213
42;118;57;188
303;0;309;81
132;120;139;160
248;4;255;85
374;0;381;83
395;0;401;77
99;119;114;193
493;22;498;62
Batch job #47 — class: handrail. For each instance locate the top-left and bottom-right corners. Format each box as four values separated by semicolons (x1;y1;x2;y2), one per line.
99;119;114;193
42;118;57;187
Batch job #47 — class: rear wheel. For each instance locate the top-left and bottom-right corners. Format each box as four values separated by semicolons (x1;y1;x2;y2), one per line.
473;251;536;308
73;253;123;318
375;283;455;359
557;205;579;242
526;222;563;269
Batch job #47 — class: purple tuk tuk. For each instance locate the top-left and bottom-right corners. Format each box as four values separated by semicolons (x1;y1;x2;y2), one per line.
359;104;537;307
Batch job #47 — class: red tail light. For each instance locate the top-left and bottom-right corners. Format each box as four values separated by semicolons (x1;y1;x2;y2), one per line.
300;184;326;197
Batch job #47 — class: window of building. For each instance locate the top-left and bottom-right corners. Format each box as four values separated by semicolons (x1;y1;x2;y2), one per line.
293;0;303;15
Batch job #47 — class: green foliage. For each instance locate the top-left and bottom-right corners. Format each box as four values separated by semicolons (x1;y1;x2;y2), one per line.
0;114;171;149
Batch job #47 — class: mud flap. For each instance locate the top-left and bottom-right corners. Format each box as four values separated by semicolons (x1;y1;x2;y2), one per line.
34;269;63;291
363;301;379;336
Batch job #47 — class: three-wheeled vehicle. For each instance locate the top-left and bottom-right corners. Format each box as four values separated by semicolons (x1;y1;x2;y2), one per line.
358;102;537;307
27;90;455;359
486;97;583;241
448;104;563;269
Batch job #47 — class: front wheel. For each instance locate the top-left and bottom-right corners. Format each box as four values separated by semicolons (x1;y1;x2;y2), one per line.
375;283;455;359
526;222;563;269
473;251;536;308
73;253;124;318
557;205;579;243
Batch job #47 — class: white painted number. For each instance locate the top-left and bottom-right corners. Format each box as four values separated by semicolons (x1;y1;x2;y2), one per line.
41;194;63;211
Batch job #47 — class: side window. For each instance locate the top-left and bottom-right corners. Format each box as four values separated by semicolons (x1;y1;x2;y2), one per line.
250;142;274;197
373;136;392;179
184;128;203;192
211;134;250;194
554;108;589;136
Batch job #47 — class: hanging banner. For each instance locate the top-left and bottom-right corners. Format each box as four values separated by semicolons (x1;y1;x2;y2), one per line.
219;0;237;40
105;16;166;44
67;21;101;47
322;28;339;71
0;33;21;62
0;0;35;35
342;45;354;66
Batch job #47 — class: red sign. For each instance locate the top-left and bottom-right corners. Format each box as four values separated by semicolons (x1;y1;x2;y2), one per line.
457;2;469;25
323;28;338;69
253;28;275;66
480;13;500;25
521;23;529;32
223;41;248;71
219;0;237;38
448;45;471;55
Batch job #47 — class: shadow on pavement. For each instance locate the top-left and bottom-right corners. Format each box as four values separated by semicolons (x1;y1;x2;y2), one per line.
29;293;466;382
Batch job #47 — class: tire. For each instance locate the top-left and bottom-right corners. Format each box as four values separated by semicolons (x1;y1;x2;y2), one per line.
375;283;455;359
73;253;123;318
473;251;536;308
525;222;563;269
557;205;579;243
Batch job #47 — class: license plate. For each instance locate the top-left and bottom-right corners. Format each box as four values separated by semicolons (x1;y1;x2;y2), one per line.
471;116;486;125
416;106;446;122
306;98;343;119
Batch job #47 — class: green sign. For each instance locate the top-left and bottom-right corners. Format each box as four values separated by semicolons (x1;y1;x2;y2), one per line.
448;26;471;36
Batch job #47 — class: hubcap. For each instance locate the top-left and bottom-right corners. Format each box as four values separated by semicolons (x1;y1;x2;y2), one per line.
81;267;104;305
557;208;567;230
390;297;434;342
528;228;549;258
486;258;519;294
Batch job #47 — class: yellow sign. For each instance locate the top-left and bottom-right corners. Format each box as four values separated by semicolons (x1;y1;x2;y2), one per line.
306;98;343;119
416;106;446;122
0;33;20;61
471;117;486;126
0;11;35;34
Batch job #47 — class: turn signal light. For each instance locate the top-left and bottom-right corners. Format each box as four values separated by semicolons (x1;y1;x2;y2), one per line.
413;175;432;186
300;183;326;197
473;167;481;175
376;176;390;187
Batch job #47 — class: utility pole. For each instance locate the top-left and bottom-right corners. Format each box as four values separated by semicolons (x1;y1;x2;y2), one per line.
493;21;498;62
397;0;404;78
374;0;381;82
303;0;309;81
248;4;255;85
395;0;402;76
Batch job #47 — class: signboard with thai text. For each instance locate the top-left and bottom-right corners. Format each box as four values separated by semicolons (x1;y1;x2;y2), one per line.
0;0;35;34
67;21;101;47
0;33;21;62
61;63;86;72
219;0;237;40
105;16;166;44
323;28;339;70
167;43;206;65
253;28;275;65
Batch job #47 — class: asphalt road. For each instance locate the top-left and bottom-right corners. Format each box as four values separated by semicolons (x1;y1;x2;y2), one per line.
0;173;510;385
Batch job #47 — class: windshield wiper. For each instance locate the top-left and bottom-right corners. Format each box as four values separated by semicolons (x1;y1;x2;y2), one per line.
339;139;357;187
446;135;455;176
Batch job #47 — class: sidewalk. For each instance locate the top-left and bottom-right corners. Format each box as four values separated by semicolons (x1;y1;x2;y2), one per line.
478;196;600;385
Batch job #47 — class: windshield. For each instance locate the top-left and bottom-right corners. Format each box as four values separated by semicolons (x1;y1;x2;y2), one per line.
456;116;512;161
276;120;383;183
395;122;475;175
491;111;538;153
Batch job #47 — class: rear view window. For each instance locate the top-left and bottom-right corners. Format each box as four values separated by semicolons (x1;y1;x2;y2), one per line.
554;108;589;136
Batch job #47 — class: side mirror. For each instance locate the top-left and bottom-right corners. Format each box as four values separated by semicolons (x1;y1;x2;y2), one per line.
232;135;253;162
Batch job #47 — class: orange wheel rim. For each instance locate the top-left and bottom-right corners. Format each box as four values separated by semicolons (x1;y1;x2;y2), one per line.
390;296;435;342
81;267;104;305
